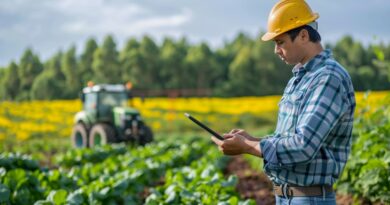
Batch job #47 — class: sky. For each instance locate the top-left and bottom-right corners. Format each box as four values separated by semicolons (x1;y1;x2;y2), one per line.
1;0;390;67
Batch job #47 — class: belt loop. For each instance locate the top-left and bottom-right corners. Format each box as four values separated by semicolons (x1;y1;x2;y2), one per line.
282;184;289;199
322;186;325;200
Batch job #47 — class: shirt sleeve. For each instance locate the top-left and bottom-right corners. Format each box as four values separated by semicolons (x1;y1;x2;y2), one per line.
260;72;347;167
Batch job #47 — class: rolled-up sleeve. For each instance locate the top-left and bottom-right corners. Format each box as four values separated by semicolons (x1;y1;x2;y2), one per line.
260;73;347;167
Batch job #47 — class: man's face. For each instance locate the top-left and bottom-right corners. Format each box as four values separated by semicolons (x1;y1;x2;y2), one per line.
273;33;304;65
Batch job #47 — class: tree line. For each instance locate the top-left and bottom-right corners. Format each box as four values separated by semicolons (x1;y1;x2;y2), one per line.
0;33;389;100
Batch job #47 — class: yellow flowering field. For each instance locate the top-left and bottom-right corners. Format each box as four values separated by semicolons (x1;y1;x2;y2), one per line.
0;91;388;143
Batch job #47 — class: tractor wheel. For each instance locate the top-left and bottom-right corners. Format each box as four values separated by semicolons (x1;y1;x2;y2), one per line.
140;125;154;145
71;123;89;148
89;124;117;147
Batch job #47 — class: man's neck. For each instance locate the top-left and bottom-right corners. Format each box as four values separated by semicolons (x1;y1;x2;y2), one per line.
300;43;324;65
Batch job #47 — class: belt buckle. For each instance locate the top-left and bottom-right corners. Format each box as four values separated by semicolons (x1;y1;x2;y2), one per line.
282;184;294;198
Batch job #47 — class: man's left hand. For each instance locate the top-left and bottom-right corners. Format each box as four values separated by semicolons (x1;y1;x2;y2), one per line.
211;133;263;157
211;133;248;155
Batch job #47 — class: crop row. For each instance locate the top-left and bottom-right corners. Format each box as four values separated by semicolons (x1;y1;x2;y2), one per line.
0;138;252;205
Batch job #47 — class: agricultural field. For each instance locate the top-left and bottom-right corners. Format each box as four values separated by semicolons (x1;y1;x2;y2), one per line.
0;91;390;204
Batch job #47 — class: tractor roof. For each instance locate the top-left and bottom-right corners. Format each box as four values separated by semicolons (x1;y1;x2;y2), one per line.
83;84;127;93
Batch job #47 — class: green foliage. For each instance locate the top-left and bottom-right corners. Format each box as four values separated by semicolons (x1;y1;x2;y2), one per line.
336;93;390;204
120;37;141;85
61;45;81;98
331;36;390;90
31;70;64;100
79;38;98;84
92;35;120;84
136;36;161;89
29;51;68;100
145;147;255;204
159;37;188;89
0;137;253;204
2;62;20;100
2;34;390;100
17;48;44;100
0;153;40;171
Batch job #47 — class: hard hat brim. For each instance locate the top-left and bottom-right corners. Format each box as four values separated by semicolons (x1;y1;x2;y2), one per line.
261;13;319;42
261;32;278;41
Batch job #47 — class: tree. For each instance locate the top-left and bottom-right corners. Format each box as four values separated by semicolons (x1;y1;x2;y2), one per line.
61;45;81;98
227;45;259;96
252;38;290;95
0;68;7;100
120;37;140;84
137;35;161;89
184;43;223;90
31;52;66;99
17;48;43;100
79;38;98;84
160;37;188;89
3;62;20;100
92;35;120;83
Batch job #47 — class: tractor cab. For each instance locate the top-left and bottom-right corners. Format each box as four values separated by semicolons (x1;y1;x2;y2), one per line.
81;84;131;122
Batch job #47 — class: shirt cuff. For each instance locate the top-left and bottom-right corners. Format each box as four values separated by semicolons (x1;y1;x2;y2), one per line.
260;137;279;164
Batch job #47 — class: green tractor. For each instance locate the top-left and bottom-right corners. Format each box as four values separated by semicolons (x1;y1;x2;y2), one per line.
71;83;153;148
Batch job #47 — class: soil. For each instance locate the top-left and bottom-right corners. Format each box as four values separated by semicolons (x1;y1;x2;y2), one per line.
224;156;274;205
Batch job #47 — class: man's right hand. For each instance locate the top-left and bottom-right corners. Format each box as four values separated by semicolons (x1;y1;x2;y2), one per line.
227;129;260;141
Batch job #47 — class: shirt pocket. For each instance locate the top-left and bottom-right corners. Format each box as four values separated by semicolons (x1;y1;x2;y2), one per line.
279;90;304;114
277;90;305;133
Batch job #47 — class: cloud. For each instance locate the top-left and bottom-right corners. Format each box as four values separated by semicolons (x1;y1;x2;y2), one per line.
50;0;192;37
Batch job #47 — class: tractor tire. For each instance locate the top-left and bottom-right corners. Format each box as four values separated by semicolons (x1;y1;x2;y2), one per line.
89;124;117;147
71;123;89;148
140;125;154;145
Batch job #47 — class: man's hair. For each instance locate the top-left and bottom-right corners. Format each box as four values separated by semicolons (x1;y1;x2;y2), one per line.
286;25;321;43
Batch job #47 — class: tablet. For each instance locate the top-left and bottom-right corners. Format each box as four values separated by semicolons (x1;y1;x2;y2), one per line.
184;113;224;140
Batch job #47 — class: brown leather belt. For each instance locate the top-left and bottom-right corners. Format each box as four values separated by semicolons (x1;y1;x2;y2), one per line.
274;185;333;197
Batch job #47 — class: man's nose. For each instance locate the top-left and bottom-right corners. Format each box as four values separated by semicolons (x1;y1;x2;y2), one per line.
274;44;280;55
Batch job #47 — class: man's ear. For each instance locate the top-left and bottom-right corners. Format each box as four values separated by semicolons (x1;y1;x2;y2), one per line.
299;29;310;43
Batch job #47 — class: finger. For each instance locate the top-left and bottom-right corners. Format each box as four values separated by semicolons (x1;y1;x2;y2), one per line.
211;136;223;145
222;133;234;139
229;129;242;134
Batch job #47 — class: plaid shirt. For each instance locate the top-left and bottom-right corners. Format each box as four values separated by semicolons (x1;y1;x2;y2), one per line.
260;49;356;186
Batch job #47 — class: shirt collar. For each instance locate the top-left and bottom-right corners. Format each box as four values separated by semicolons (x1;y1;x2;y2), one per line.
292;49;332;77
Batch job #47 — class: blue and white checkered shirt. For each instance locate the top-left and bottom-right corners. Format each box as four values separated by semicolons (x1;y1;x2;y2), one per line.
260;49;356;186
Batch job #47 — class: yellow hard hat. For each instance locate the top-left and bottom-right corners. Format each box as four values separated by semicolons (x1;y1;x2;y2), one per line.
261;0;319;41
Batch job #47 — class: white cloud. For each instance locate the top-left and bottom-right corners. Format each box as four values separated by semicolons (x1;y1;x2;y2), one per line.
126;8;192;33
48;0;191;38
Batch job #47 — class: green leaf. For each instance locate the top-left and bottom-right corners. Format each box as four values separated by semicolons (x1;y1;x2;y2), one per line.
228;196;239;204
99;187;111;196
0;183;10;203
239;199;257;205
359;159;387;176
66;190;84;205
47;189;68;205
373;46;385;61
165;191;178;204
221;175;237;187
0;168;6;177
4;169;27;190
13;187;32;205
112;179;129;195
34;200;54;205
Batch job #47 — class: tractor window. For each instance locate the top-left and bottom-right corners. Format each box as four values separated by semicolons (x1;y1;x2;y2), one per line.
84;93;97;111
99;92;127;107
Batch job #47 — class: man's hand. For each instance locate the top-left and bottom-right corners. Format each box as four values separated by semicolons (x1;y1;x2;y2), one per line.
228;129;260;141
211;131;263;157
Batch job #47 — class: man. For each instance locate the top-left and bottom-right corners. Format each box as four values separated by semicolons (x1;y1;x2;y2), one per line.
211;0;356;204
